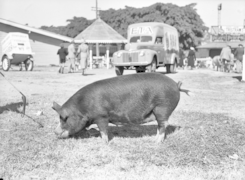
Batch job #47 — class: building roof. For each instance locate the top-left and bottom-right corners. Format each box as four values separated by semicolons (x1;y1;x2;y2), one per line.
75;18;127;43
197;41;245;49
0;18;72;42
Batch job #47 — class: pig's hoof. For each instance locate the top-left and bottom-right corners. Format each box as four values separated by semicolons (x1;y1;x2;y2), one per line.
155;134;165;143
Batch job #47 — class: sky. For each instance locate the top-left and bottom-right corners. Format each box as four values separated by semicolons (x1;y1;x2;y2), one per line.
0;0;245;29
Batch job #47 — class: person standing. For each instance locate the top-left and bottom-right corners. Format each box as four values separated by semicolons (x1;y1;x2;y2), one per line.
234;44;244;73
57;43;67;74
187;47;196;70
76;39;89;75
178;48;185;69
220;45;232;72
67;40;76;73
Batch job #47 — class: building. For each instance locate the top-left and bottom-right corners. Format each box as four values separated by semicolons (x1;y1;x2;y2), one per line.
0;18;72;65
197;26;245;58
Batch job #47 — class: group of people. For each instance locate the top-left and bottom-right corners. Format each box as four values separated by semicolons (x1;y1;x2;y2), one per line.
57;39;89;75
220;44;244;73
178;47;197;70
178;44;244;73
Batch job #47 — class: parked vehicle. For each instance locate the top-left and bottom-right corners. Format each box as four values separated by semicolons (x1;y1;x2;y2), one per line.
112;22;179;75
1;32;35;71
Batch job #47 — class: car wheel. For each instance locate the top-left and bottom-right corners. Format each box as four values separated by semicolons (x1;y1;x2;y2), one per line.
2;56;11;71
25;59;34;71
115;66;124;76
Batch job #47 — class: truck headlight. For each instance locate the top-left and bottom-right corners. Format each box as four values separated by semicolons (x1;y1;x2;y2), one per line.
139;50;145;57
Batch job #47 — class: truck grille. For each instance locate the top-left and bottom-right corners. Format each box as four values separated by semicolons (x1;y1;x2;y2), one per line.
122;52;138;62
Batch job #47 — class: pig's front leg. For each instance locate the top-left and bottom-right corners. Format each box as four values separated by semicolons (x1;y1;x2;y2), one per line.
96;118;109;144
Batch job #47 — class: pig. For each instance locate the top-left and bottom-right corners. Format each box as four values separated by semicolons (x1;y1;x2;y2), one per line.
52;73;189;143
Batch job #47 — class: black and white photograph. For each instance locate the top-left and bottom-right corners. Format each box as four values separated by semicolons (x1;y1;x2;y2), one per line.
0;0;245;179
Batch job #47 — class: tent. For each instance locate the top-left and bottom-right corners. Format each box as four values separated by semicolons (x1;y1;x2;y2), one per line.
75;18;127;69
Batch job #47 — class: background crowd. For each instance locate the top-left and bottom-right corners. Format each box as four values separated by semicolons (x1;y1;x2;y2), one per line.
57;39;89;75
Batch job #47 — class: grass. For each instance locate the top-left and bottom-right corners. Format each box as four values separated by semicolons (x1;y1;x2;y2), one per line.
1;67;245;179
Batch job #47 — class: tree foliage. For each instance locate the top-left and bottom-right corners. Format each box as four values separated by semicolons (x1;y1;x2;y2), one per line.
41;17;92;38
40;3;208;49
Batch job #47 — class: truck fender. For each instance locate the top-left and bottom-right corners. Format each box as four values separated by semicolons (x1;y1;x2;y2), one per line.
5;53;13;60
143;49;158;64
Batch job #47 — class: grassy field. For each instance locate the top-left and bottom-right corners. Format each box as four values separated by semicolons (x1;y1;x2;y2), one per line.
0;66;245;180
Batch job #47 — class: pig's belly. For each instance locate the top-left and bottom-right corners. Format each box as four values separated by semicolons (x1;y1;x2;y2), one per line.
108;108;153;125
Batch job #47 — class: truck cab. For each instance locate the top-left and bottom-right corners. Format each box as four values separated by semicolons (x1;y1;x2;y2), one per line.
1;32;35;71
113;22;179;75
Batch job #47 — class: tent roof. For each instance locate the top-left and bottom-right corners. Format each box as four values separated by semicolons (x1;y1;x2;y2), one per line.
74;18;127;44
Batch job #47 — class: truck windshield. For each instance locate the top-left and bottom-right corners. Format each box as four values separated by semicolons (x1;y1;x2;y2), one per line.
130;36;152;43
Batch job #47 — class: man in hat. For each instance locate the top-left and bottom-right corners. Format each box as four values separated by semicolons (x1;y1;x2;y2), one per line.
57;43;68;74
67;39;76;73
234;44;244;73
76;39;89;75
220;45;232;72
187;47;196;70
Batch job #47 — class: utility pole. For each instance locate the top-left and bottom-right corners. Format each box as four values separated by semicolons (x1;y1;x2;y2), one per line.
91;0;100;19
218;3;222;33
91;0;101;58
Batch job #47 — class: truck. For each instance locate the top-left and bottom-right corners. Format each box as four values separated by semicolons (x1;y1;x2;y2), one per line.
1;32;35;71
112;22;179;75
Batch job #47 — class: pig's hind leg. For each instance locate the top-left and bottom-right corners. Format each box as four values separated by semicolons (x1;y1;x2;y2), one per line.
153;106;171;143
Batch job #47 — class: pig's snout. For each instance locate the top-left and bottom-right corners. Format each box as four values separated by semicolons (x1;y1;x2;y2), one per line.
55;123;69;138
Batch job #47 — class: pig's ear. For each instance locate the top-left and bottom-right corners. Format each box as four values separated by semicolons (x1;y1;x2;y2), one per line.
52;101;61;113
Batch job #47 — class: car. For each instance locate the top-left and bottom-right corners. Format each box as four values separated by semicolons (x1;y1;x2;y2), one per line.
113;22;179;75
1;32;35;71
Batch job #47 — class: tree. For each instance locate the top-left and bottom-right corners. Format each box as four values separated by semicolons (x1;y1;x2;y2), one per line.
40;3;208;49
40;17;92;38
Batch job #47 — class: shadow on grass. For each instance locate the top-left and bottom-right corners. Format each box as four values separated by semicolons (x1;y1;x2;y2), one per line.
232;75;242;82
0;102;26;114
64;72;95;76
157;71;168;74
72;124;181;141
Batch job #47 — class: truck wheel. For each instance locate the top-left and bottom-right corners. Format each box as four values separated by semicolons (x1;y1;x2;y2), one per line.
170;61;176;73
2;56;11;71
115;66;124;76
25;59;34;71
166;64;171;73
146;58;157;73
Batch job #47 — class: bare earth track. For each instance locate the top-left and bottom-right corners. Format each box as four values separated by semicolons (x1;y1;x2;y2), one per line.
0;66;245;179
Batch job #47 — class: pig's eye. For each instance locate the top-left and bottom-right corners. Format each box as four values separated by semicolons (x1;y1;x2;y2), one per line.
60;115;68;122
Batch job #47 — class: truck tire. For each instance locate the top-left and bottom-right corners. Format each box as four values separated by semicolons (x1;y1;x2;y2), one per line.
166;64;171;73
115;66;124;76
2;56;11;71
146;58;157;73
170;61;176;73
166;61;176;73
25;59;34;71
